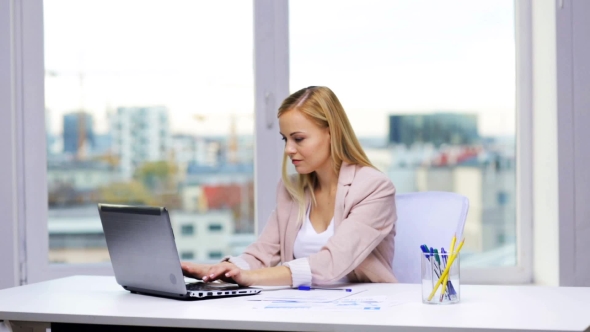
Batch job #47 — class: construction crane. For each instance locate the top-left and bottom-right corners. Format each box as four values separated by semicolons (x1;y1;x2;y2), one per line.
193;113;252;164
46;67;89;161
76;70;87;161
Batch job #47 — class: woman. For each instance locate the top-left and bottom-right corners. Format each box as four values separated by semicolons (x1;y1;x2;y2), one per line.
181;86;397;287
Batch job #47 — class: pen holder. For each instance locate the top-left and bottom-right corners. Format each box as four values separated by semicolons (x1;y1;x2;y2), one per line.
421;252;460;304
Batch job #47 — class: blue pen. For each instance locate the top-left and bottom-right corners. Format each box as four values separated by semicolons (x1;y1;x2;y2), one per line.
431;247;443;276
420;244;430;258
441;248;448;266
421;245;441;278
298;285;352;292
433;248;441;269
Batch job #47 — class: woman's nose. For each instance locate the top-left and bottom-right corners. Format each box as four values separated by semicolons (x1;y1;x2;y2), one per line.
284;141;296;155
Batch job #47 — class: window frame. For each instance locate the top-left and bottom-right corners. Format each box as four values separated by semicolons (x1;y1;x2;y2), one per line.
8;0;531;285
17;0;287;283
460;0;533;284
0;0;22;289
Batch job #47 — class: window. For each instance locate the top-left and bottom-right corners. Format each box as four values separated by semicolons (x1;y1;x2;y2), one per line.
180;251;194;260
43;0;254;264
208;251;223;260
8;0;533;286
290;0;517;268
181;224;194;236
208;224;223;232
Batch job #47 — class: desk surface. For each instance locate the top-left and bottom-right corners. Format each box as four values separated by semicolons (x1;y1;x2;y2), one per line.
0;276;589;332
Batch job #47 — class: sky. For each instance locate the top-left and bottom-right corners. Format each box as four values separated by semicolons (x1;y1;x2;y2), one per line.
44;0;515;138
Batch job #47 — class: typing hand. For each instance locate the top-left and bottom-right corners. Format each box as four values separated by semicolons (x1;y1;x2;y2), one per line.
203;262;256;287
180;262;211;280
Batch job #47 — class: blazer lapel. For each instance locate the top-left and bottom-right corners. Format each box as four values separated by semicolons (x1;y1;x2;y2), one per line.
283;190;310;261
334;162;355;228
283;164;355;260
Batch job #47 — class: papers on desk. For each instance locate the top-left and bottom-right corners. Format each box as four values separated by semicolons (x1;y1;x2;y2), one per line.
248;287;406;311
251;296;405;311
251;287;365;303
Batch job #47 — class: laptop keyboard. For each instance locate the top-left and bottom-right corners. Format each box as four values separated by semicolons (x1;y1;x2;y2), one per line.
186;282;239;291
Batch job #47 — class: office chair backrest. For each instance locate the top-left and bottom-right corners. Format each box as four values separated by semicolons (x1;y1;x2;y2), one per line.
393;191;469;283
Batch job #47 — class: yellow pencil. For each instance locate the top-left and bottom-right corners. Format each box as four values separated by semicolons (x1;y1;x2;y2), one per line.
449;235;457;256
427;238;465;301
439;234;457;301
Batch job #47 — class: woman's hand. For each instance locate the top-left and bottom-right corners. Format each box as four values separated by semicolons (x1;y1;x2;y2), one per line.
203;262;257;287
180;262;212;280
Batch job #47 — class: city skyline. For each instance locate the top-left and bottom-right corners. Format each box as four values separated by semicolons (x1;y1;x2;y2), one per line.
43;0;515;138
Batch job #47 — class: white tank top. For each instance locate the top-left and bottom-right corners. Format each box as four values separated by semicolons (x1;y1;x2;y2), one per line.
293;204;350;283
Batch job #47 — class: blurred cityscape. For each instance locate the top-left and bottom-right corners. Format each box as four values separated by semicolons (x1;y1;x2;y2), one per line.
46;107;515;267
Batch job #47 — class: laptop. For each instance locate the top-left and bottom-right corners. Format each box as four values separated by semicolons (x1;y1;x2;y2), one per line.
97;203;261;300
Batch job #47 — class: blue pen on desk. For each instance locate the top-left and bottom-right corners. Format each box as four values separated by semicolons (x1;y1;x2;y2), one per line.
298;285;352;292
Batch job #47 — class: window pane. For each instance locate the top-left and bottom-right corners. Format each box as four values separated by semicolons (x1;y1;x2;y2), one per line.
181;224;194;236
208;224;223;232
290;0;516;267
44;0;254;264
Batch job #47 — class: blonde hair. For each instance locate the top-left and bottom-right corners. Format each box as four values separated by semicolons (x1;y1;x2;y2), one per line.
278;86;374;221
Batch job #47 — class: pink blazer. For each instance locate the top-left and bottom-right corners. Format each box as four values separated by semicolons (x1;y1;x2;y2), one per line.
238;162;398;284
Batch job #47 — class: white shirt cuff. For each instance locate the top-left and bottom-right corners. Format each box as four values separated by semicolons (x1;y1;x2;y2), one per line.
221;256;250;270
284;258;312;287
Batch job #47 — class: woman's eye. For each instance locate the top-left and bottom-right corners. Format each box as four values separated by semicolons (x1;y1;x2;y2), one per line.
294;138;303;143
280;137;286;142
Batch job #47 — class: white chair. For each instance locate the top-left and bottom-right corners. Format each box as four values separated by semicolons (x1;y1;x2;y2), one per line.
392;191;469;283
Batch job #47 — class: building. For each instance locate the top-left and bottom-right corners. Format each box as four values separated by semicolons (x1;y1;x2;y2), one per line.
47;160;115;206
93;133;113;156
63;111;95;157
48;205;238;264
111;106;171;179
387;144;516;262
388;113;479;147
172;210;235;261
170;134;221;180
48;206;109;263
181;154;255;233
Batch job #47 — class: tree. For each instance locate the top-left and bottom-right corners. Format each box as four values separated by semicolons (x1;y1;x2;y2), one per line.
99;181;157;206
134;161;177;191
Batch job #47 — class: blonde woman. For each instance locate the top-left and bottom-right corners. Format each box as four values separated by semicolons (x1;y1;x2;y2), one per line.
181;86;397;287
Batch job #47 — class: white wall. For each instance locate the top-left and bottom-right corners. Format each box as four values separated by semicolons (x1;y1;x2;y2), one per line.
570;0;590;286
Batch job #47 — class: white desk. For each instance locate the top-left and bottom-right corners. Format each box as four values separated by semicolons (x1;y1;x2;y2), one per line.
0;276;589;332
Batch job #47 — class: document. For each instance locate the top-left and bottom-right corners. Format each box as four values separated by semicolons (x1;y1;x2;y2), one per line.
249;287;366;303
252;296;406;311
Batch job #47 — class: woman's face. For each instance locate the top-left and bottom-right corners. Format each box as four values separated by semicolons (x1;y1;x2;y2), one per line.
279;109;331;175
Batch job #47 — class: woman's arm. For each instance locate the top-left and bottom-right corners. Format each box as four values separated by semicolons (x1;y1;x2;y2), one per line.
221;180;289;270
204;264;292;287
